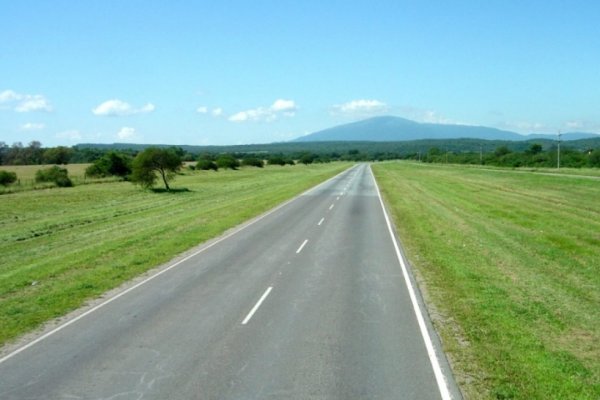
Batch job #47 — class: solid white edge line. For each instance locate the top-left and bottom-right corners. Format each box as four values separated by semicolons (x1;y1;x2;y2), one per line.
0;165;359;366
296;239;309;254
369;165;453;400
318;217;325;226
241;286;273;325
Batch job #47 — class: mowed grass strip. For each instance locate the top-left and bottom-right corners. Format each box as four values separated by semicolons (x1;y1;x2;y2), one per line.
0;163;351;347
372;162;599;399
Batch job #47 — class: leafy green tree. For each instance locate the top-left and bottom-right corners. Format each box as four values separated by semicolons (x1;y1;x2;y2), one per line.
0;170;17;186
43;146;74;164
267;156;286;166
196;159;218;171
86;151;132;178
299;153;316;165
494;146;511;157
242;157;264;168
216;154;240;170
526;143;543;155
589;149;600;167
131;148;182;191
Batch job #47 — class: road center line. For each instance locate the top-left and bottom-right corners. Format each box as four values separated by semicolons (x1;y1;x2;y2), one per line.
336;196;340;201
318;217;325;226
296;239;309;254
242;287;273;325
329;204;335;210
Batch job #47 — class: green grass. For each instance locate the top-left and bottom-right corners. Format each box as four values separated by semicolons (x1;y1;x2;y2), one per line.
0;163;351;347
372;161;599;399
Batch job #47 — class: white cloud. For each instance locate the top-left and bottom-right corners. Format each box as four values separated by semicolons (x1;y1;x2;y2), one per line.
196;106;208;114
271;99;296;112
0;90;52;112
20;122;45;131
332;99;388;116
229;108;271;122
229;99;297;123
116;126;138;140
0;90;20;103
56;130;82;141
92;99;155;116
212;107;223;117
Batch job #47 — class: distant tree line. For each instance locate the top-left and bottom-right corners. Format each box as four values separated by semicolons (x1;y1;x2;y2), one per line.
2;139;600;170
417;143;600;168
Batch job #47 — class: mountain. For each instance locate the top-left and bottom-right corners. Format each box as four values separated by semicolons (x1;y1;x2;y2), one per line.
294;116;600;142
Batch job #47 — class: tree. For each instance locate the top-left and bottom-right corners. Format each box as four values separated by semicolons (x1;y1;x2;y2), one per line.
0;170;17;186
299;153;316;165
589;149;600;167
494;146;511;157
242;157;264;168
86;151;132;178
526;143;543;155
43;146;73;164
268;156;286;166
216;154;240;170
131;148;182;190
196;159;218;171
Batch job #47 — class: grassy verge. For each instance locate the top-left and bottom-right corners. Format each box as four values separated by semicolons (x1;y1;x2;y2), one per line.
0;163;351;347
372;161;599;399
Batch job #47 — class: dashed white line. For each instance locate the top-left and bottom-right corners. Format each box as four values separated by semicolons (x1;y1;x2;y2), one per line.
318;217;325;226
242;286;273;325
329;204;335;210
296;239;309;254
336;196;340;201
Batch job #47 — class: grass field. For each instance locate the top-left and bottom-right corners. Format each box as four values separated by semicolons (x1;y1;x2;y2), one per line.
372;162;599;399
0;163;350;347
0;164;119;193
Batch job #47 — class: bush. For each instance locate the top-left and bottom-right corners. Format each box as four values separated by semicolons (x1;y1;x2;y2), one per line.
35;166;73;187
267;156;286;166
85;151;132;178
589;149;600;167
0;170;17;186
196;159;219;171
242;158;264;168
216;155;240;170
299;153;315;165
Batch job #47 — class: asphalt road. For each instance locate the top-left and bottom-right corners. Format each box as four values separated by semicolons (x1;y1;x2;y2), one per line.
0;164;460;399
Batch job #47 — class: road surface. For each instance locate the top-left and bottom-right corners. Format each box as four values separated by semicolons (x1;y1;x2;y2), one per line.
0;164;460;399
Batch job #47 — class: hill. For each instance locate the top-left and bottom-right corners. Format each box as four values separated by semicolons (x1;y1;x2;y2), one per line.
295;116;600;142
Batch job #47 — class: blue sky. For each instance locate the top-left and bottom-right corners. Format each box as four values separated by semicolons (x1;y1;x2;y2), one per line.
2;1;599;146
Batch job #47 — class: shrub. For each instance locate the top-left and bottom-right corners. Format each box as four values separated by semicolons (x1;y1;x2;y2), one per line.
35;166;73;187
196;159;219;171
268;156;286;166
0;170;17;186
85;151;132;178
216;155;240;170
242;158;264;168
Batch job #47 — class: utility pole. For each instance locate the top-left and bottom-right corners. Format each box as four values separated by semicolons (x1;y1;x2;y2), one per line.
557;130;562;169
